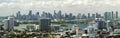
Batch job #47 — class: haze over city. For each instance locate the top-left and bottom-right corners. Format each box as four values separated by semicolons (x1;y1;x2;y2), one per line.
1;0;120;38
0;0;120;16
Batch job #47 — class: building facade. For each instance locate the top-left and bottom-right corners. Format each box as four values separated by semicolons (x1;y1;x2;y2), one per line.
4;17;14;31
39;18;51;31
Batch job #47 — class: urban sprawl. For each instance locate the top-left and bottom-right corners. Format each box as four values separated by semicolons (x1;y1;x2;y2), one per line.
0;10;120;38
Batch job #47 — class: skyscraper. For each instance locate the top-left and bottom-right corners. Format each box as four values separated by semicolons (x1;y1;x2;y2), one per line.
111;11;114;19
58;10;62;19
116;11;118;18
39;18;51;31
36;12;40;16
81;14;87;19
92;14;95;18
4;17;14;31
16;11;21;19
97;20;106;29
35;12;40;20
54;10;57;19
96;13;99;18
77;13;81;19
88;13;90;18
28;10;32;16
104;12;112;20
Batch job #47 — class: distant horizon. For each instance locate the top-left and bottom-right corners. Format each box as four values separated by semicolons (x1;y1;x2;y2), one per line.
0;10;119;16
0;0;120;16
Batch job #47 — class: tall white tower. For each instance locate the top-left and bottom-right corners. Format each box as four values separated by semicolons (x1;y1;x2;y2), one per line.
87;21;98;38
4;17;14;31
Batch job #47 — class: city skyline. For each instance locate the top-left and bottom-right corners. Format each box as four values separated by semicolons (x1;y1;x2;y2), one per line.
1;0;120;38
0;0;120;16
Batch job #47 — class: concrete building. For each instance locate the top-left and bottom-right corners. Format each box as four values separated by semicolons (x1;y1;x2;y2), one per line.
87;21;98;38
116;11;118;18
39;18;51;31
4;17;14;31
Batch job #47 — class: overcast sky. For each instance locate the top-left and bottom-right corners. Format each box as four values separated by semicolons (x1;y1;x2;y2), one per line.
0;0;120;16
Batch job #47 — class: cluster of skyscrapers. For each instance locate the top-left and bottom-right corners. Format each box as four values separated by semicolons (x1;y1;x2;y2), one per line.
3;10;119;31
104;11;118;20
15;10;119;20
1;10;120;38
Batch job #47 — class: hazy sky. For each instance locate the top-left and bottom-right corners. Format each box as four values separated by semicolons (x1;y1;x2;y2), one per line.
0;0;120;16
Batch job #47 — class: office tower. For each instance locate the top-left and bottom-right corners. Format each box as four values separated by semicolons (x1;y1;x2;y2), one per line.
97;20;106;29
69;13;73;19
27;10;33;20
111;11;114;19
77;13;81;19
28;10;32;16
58;10;62;19
4;17;14;31
72;16;76;20
96;13;99;18
41;11;47;18
98;14;102;18
47;12;53;19
36;12;40;17
35;12;40;20
16;11;21;19
39;18;51;31
104;12;112;20
92;14;95;18
81;14;87;19
64;13;69;20
88;13;90;18
54;10;57;19
36;12;40;16
116;11;118;18
113;14;116;19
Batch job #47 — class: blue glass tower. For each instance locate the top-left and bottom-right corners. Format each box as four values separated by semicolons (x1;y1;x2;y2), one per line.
104;12;112;20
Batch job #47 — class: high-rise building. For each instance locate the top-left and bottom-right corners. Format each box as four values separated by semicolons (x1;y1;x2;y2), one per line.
97;20;106;29
77;13;81;19
88;13;90;18
27;10;33;20
39;18;51;31
35;12;40;20
64;13;69;20
4;17;14;31
116;11;118;18
58;10;62;19
41;11;47;18
96;13;99;18
36;12;40;16
28;10;32;16
104;12;112;20
92;14;95;18
16;11;21;19
54;10;57;19
81;14;87;19
111;11;114;19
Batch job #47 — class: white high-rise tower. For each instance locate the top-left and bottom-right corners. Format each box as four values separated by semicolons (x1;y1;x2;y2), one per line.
4;17;14;31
